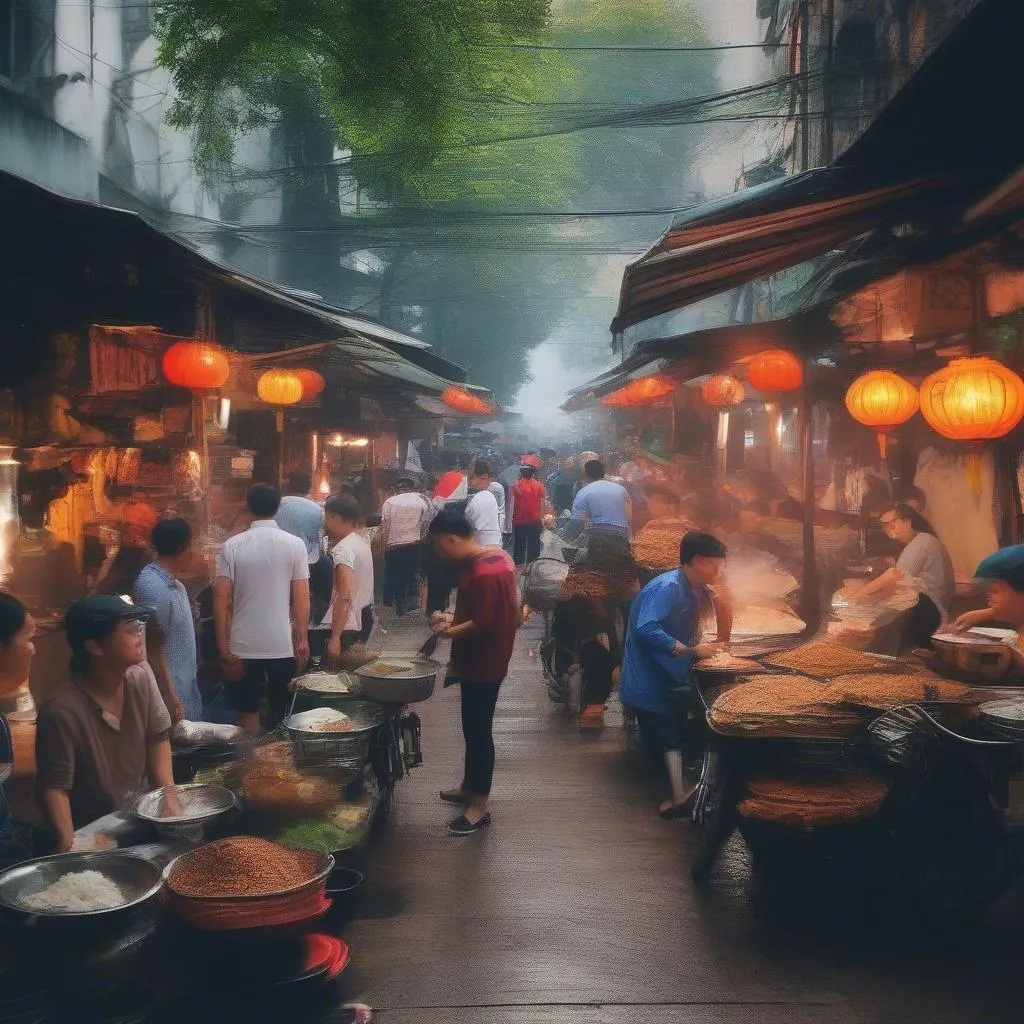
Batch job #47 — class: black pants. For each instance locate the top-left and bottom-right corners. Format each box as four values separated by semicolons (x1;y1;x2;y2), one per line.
231;657;297;729
513;524;542;566
907;593;942;650
384;543;420;616
459;681;502;796
579;640;614;707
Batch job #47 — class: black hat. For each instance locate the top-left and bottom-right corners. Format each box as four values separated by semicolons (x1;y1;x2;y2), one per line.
64;595;153;650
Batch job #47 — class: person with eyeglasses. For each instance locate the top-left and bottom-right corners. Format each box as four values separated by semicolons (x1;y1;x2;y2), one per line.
852;503;955;648
35;595;176;853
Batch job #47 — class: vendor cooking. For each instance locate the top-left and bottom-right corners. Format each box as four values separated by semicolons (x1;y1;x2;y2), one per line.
955;545;1024;638
852;503;955;647
35;595;175;853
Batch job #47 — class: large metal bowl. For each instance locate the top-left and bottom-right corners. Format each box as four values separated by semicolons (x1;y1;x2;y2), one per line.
355;657;439;704
163;848;334;902
283;701;385;763
0;851;163;921
134;783;236;841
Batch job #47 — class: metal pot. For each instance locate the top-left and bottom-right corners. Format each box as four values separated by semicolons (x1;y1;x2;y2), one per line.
930;630;1017;681
355;657;439;704
0;852;163;931
283;701;385;764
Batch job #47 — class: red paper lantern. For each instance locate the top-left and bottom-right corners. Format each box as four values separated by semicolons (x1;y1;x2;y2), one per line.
440;386;496;416
747;349;803;393
845;369;919;460
162;341;229;390
702;374;745;407
919;357;1024;441
294;368;326;401
601;375;675;407
257;368;304;407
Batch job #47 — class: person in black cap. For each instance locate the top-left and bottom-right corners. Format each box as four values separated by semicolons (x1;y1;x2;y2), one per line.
954;545;1024;635
35;595;176;852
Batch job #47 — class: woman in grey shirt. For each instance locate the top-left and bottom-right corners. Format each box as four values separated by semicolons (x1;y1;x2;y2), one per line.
856;503;955;647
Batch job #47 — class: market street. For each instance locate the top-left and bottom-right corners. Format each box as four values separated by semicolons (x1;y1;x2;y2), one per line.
338;613;1024;1024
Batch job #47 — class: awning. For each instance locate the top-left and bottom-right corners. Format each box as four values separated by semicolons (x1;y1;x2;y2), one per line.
0;168;488;402
611;0;1024;334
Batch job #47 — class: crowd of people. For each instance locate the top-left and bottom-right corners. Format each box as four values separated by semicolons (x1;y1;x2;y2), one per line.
0;440;1002;856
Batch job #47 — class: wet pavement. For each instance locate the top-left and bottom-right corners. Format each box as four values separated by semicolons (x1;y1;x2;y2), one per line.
339;612;1024;1024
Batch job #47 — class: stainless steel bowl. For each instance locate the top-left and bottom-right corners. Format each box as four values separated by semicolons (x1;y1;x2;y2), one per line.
134;783;236;840
283;700;385;763
0;851;163;921
356;657;439;704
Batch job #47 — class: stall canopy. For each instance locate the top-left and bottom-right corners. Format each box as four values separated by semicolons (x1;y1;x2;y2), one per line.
0;168;492;406
611;0;1024;334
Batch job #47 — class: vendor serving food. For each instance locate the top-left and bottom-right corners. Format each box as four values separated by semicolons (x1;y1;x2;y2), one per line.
619;531;729;819
35;595;176;852
955;544;1024;639
852;504;955;647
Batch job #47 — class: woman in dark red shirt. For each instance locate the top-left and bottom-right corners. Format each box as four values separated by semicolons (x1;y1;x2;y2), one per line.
428;507;519;835
510;465;546;566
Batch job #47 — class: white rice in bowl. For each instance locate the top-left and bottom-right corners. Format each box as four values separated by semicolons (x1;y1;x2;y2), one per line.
22;870;126;913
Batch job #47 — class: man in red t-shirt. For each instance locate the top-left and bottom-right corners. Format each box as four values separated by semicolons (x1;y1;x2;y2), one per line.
509;464;547;566
428;507;518;835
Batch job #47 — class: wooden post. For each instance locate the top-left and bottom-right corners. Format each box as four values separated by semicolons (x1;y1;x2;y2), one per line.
276;408;285;488
798;364;820;633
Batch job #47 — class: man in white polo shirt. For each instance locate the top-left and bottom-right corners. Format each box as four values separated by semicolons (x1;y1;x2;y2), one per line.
214;483;310;733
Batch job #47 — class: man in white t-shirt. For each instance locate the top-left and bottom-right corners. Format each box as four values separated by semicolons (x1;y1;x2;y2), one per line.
321;494;375;668
214;484;310;733
466;459;502;547
380;477;430;617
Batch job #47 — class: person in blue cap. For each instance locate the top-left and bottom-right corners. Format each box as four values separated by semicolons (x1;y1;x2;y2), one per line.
954;545;1024;633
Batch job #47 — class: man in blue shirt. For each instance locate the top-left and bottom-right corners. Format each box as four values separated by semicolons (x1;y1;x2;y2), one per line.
571;459;631;537
133;518;203;722
619;531;729;818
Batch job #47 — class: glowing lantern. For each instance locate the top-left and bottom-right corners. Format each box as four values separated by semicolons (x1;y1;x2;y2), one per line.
440;387;496;416
294;368;326;402
162;341;229;390
702;374;745;407
257;368;304;407
919;357;1024;501
601;375;675;407
747;349;803;393
844;369;919;460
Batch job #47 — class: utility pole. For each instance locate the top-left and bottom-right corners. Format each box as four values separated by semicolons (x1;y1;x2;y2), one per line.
800;0;811;171
821;0;836;165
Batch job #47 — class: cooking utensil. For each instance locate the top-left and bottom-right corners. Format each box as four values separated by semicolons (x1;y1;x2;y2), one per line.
417;633;440;658
929;631;1017;681
0;852;163;925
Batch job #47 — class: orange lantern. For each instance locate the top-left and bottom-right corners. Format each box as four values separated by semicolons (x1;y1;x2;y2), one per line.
747;349;803;393
440;386;496;416
920;357;1024;501
844;369;919;460
162;341;229;390
601;375;675;407
257;368;304;407
294;368;326;402
702;374;745;407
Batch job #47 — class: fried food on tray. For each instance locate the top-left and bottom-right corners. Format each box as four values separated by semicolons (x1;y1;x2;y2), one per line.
764;640;899;678
738;774;890;827
827;671;971;709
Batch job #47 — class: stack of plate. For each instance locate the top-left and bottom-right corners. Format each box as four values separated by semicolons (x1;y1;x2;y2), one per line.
979;699;1024;741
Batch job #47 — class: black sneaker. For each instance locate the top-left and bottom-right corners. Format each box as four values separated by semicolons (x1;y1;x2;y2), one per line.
447;812;491;835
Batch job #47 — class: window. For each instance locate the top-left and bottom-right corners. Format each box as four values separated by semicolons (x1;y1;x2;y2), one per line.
0;0;33;82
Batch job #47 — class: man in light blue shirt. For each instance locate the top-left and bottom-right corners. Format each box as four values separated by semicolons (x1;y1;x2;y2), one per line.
276;471;330;620
571;460;631;537
619;532;729;818
133;518;204;722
